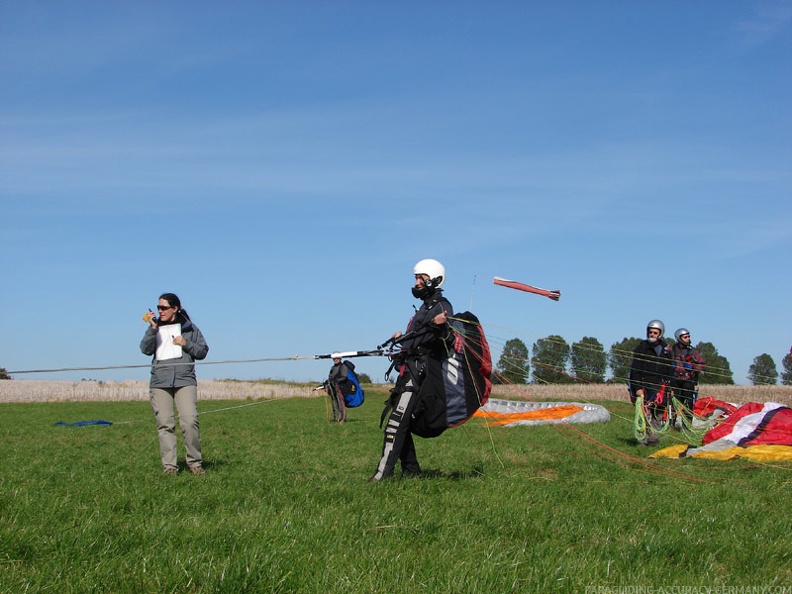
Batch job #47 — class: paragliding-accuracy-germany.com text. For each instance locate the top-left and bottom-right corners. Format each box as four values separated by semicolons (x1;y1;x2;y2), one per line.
585;586;791;594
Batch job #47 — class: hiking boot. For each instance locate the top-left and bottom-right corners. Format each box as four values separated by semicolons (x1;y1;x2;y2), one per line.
163;467;178;475
189;465;205;475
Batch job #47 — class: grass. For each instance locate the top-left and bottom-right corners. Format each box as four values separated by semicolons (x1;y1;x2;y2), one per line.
1;390;791;593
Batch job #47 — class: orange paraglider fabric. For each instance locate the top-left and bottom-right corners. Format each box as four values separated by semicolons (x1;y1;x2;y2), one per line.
474;404;584;426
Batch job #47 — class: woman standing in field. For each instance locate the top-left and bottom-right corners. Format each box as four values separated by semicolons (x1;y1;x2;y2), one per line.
141;293;209;475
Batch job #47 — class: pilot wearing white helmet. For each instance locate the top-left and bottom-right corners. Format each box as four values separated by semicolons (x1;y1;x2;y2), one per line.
371;258;453;481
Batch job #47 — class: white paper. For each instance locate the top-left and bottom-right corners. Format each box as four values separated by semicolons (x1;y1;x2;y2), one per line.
156;324;182;360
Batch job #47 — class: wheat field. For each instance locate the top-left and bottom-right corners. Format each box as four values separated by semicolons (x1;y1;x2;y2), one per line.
0;379;316;403
1;379;790;405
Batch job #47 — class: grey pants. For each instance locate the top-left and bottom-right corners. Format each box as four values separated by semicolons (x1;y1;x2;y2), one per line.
149;385;202;470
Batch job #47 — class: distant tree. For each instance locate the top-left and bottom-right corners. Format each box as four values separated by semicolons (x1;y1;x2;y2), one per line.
358;373;372;384
570;337;606;383
0;367;10;380
748;353;778;386
532;335;571;384
695;342;734;385
495;338;530;384
781;352;792;386
607;337;641;384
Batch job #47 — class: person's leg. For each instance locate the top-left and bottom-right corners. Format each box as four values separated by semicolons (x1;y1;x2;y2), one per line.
371;376;420;481
399;432;422;477
330;383;346;423
678;381;696;424
174;385;202;470
149;387;178;471
667;380;682;429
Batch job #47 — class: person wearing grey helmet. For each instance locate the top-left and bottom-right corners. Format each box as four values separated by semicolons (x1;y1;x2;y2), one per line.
669;328;705;427
628;319;673;444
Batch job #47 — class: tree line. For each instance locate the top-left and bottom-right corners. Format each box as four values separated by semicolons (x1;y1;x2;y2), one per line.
495;337;792;386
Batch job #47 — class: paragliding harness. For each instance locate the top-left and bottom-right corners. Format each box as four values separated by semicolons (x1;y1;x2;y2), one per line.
633;383;705;444
335;361;364;408
380;311;492;438
313;311;491;432
317;361;365;424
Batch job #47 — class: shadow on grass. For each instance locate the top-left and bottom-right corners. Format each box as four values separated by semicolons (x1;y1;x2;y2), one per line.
368;465;485;483
418;464;485;480
616;436;660;448
173;458;226;473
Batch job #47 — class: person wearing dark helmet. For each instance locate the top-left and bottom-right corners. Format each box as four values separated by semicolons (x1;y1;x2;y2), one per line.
371;258;453;481
141;293;209;475
669;328;705;426
628;319;673;444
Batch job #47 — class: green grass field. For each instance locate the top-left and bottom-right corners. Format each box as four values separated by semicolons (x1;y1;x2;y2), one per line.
1;390;790;593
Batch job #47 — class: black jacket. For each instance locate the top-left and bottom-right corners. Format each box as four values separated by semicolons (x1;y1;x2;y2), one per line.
628;339;672;397
399;289;453;359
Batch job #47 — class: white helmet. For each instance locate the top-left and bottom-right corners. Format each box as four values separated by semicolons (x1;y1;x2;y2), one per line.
413;258;445;288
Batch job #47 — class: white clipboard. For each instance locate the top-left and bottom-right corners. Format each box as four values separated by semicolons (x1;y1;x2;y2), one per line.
156;324;182;360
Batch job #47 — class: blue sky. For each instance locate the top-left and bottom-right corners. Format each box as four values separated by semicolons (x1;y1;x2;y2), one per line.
1;1;790;385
